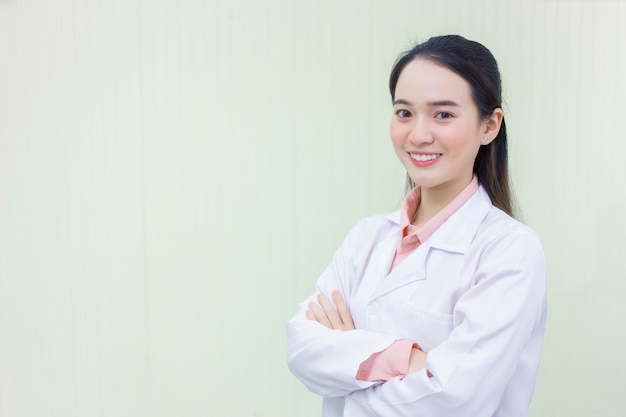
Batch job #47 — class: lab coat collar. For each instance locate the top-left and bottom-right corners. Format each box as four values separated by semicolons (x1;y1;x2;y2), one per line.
384;185;493;254
427;185;492;253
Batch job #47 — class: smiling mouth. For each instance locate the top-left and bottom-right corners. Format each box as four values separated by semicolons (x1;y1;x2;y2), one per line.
410;153;441;162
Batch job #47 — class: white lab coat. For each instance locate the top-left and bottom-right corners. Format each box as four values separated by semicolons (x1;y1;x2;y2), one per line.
286;186;547;417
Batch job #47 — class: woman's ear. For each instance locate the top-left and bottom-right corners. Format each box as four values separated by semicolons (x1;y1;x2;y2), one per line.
483;108;504;142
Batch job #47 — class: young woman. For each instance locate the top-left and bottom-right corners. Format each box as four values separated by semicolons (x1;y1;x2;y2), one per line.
286;35;547;417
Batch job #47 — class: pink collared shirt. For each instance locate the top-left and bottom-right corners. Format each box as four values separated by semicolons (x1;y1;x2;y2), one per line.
356;176;480;382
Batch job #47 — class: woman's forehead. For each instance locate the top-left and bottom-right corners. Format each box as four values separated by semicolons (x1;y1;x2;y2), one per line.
394;59;473;105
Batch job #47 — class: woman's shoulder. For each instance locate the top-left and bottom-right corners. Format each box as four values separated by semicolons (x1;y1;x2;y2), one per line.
480;205;544;250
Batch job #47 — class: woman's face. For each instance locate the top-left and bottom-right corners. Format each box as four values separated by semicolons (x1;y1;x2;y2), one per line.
390;59;487;196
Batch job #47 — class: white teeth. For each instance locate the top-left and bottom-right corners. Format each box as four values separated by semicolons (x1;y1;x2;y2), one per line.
410;153;440;161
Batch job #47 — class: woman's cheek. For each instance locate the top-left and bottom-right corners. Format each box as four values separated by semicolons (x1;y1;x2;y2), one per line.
389;122;406;147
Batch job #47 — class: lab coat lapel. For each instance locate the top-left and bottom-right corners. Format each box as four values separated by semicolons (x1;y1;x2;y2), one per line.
372;243;428;300
367;224;428;302
368;185;492;302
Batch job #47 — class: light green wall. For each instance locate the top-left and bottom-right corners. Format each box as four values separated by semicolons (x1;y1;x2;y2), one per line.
1;0;624;416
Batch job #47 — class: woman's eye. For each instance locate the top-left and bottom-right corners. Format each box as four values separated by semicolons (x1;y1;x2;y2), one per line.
396;109;412;118
435;112;453;119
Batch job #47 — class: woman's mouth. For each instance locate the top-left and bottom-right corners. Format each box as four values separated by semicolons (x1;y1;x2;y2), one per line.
410;153;441;162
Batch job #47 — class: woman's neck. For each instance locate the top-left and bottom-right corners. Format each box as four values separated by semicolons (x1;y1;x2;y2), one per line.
412;177;473;227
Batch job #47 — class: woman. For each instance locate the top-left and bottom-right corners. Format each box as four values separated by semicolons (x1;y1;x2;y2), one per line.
286;35;547;417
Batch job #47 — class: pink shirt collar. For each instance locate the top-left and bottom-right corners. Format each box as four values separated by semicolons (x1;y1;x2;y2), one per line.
399;176;480;243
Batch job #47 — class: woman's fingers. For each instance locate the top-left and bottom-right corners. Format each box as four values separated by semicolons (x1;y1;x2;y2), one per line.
332;290;355;330
308;300;332;328
305;291;355;331
317;293;344;330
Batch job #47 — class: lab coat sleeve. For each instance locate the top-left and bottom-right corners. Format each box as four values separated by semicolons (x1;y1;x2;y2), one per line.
346;229;547;416
286;219;401;398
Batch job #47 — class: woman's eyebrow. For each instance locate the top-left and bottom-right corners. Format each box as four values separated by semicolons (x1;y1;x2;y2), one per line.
428;100;460;107
393;99;460;107
393;99;412;106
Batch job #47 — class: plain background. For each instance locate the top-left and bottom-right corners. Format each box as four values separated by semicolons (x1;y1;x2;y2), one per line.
1;0;625;416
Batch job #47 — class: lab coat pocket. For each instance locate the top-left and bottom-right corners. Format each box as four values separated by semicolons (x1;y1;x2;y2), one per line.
399;302;453;352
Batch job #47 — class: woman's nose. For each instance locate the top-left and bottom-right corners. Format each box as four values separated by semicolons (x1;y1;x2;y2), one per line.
408;117;434;145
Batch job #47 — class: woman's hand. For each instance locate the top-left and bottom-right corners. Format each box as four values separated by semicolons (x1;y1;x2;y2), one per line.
306;290;355;331
408;346;428;374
